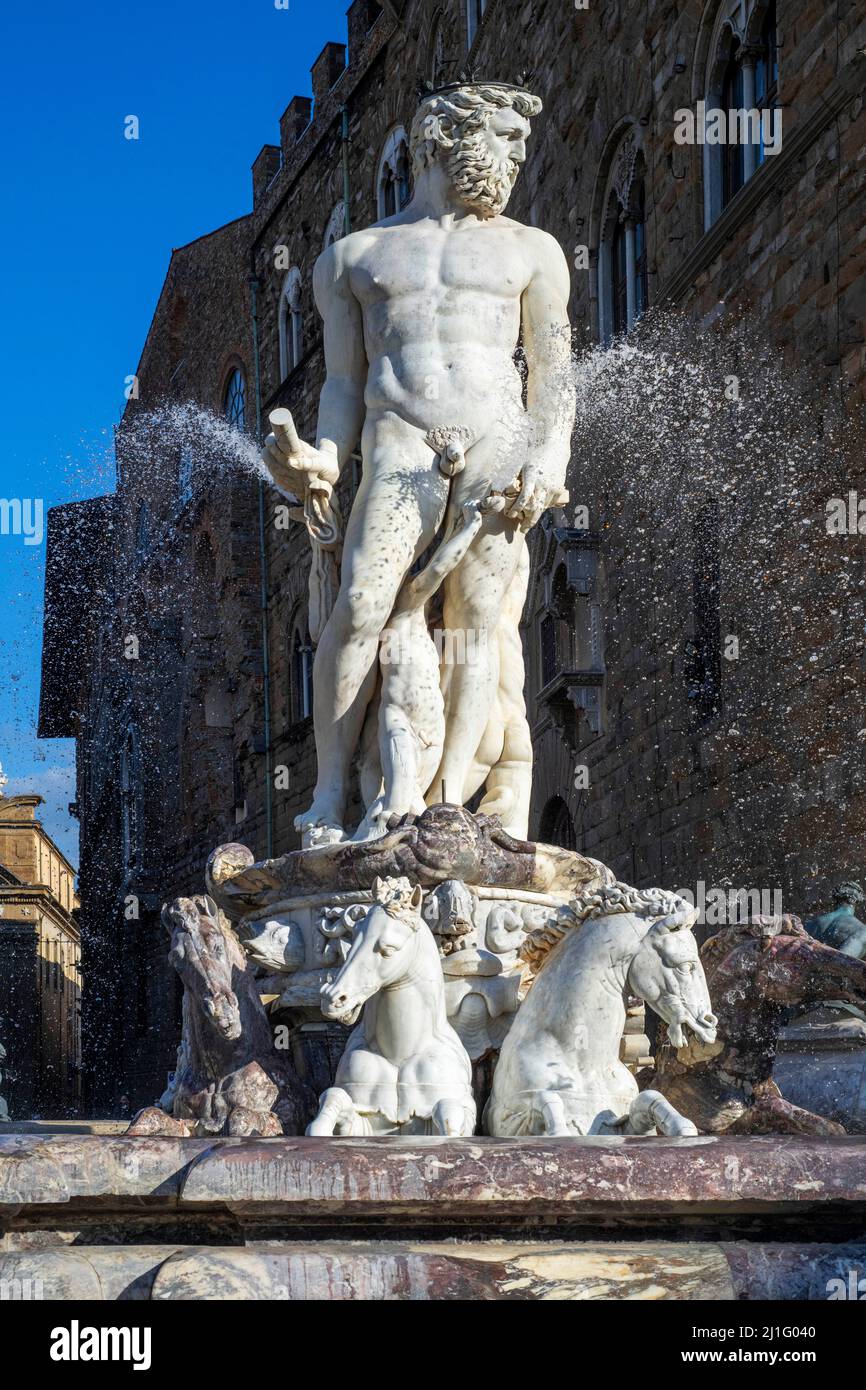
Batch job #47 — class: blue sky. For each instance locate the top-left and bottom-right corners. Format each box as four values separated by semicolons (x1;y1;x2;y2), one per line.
0;0;351;868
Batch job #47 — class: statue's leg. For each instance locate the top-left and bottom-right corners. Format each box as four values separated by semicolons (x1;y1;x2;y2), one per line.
301;416;449;837
430;451;525;812
624;1090;698;1137
378;704;425;819
475;545;533;836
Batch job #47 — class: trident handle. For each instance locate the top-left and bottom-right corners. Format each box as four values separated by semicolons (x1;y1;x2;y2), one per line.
269;407;302;457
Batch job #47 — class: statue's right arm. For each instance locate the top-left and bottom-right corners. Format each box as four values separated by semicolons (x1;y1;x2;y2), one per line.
313;242;368;473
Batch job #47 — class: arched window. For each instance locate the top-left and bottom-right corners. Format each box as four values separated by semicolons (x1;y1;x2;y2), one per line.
539;796;577;852
278;268;303;379
323;201;346;250
292;622;314;722
223;369;246;430
721;42;746;206
702;0;780;228
376;127;411;219
596;125;649;344
754;2;779;168
466;0;487;50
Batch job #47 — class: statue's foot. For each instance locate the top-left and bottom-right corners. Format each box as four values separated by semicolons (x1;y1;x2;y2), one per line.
352;800;417;843
476;788;515;820
351;796;387;843
294;800;346;849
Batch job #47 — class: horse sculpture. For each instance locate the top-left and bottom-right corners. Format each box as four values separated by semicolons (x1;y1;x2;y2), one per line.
485;883;718;1137
308;876;476;1136
128;895;313;1138
643;914;866;1135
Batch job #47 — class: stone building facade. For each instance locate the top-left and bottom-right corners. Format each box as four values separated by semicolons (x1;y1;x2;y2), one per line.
0;796;82;1115
40;0;866;1110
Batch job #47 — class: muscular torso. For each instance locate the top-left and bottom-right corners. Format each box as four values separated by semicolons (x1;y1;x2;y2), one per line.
340;218;535;432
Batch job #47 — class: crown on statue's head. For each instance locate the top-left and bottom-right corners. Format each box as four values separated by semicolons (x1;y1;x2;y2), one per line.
416;70;534;101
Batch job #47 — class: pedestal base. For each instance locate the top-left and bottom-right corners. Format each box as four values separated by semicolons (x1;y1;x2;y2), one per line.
2;1133;864;1300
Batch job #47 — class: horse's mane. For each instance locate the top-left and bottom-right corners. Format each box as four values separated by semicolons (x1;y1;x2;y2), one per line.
163;894;247;968
521;882;692;980
371;875;422;923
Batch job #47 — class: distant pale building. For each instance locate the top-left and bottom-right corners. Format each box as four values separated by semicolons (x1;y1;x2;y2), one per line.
0;795;82;1115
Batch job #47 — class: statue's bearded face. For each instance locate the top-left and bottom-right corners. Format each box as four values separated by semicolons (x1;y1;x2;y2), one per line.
447;108;531;217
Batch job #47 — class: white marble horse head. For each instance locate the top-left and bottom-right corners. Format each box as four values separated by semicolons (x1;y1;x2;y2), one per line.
626;895;718;1049
319;876;424;1024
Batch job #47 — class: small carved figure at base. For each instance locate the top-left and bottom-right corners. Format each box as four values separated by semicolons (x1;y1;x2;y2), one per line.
307;877;476;1136
127;895;314;1138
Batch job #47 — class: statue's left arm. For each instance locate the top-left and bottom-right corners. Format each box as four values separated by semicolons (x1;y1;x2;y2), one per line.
510;231;575;529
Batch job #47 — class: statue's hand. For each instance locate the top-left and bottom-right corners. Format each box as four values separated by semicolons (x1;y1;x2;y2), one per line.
506;457;569;531
262;410;340;499
460;498;487;527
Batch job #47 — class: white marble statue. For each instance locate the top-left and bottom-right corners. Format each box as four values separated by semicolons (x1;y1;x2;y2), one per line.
308;876;476;1135
458;531;533;832
262;83;574;845
485;884;719;1137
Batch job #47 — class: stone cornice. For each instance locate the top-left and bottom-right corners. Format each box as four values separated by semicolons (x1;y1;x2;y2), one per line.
0;885;79;939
